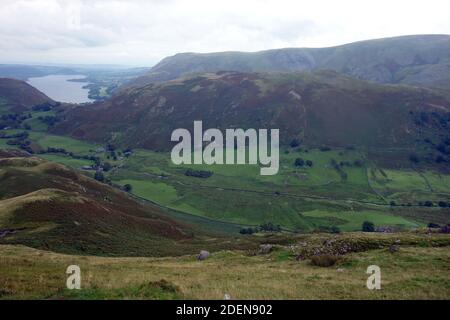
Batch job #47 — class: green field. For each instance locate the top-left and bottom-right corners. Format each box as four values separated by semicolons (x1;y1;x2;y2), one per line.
38;154;93;168
301;210;422;231
117;179;179;204
33;134;98;154
107;148;449;232
23;110;56;131
1;128;449;232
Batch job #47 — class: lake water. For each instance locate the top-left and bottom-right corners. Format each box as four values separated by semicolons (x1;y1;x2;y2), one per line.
27;74;94;104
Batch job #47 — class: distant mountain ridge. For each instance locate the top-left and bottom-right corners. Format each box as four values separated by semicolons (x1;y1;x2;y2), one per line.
127;35;450;89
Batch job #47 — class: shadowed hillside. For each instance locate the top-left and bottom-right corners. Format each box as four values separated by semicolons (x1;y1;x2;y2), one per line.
0;78;54;113
53;70;450;151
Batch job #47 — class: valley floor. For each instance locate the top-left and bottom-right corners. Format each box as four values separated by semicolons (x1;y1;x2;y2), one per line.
1;233;450;300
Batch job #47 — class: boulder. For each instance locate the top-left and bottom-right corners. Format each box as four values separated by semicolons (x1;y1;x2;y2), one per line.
258;244;274;255
197;250;210;261
440;224;450;234
389;244;400;253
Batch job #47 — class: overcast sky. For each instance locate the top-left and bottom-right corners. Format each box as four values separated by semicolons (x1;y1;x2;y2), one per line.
0;0;449;67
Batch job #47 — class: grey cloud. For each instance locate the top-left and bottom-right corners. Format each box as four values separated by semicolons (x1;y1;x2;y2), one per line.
0;0;449;66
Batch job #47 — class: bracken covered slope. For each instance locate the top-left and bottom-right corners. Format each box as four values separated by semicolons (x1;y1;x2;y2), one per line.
53;71;450;150
0;150;213;256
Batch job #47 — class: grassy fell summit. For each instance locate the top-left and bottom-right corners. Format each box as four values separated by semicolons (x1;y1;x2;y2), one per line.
52;70;450;151
127;35;450;89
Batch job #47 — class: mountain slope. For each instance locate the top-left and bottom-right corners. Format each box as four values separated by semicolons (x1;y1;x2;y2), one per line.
0;151;207;256
128;35;450;89
53;70;450;151
0;78;54;113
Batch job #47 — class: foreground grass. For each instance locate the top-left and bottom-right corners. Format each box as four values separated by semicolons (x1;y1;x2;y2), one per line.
1;240;449;300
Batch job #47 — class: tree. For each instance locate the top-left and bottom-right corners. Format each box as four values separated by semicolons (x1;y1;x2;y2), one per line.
123;184;133;192
409;154;419;163
306;160;313;167
294;158;305;167
424;201;434;207
102;162;112;172
94;171;104;182
330;226;341;234
438;201;448;208
239;227;256;235
353;159;363;167
290;138;300;148
362;221;375;232
427;223;440;228
259;222;282;232
436;155;446;163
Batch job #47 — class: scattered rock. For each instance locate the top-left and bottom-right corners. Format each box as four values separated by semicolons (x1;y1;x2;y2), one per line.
310;254;340;267
0;227;26;238
389;244;400;253
375;226;396;233
259;244;274;255
439;224;450;234
197;250;210;261
295;254;305;261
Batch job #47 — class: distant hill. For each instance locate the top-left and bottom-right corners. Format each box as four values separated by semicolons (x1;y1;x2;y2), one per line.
53;71;450;151
127;35;450;89
0;65;77;81
0;78;54;112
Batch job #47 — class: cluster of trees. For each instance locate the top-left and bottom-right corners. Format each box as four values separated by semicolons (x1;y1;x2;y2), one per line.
412;110;449;127
330;226;341;234
389;200;450;208
239;222;282;235
289;138;301;148
0;113;31;130
41;147;101;164
32;102;59;112
122;184;133;192
427;223;450;233
434;138;450;164
3;131;33;153
362;221;375;232
40;147;118;174
239;227;257;235
330;159;348;181
438;201;450;208
294;157;313;167
0;131;29;139
185;168;213;178
105;144;120;160
38;115;58;127
0;102;62;130
94;171;105;182
412;200;444;207
409;153;420;164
